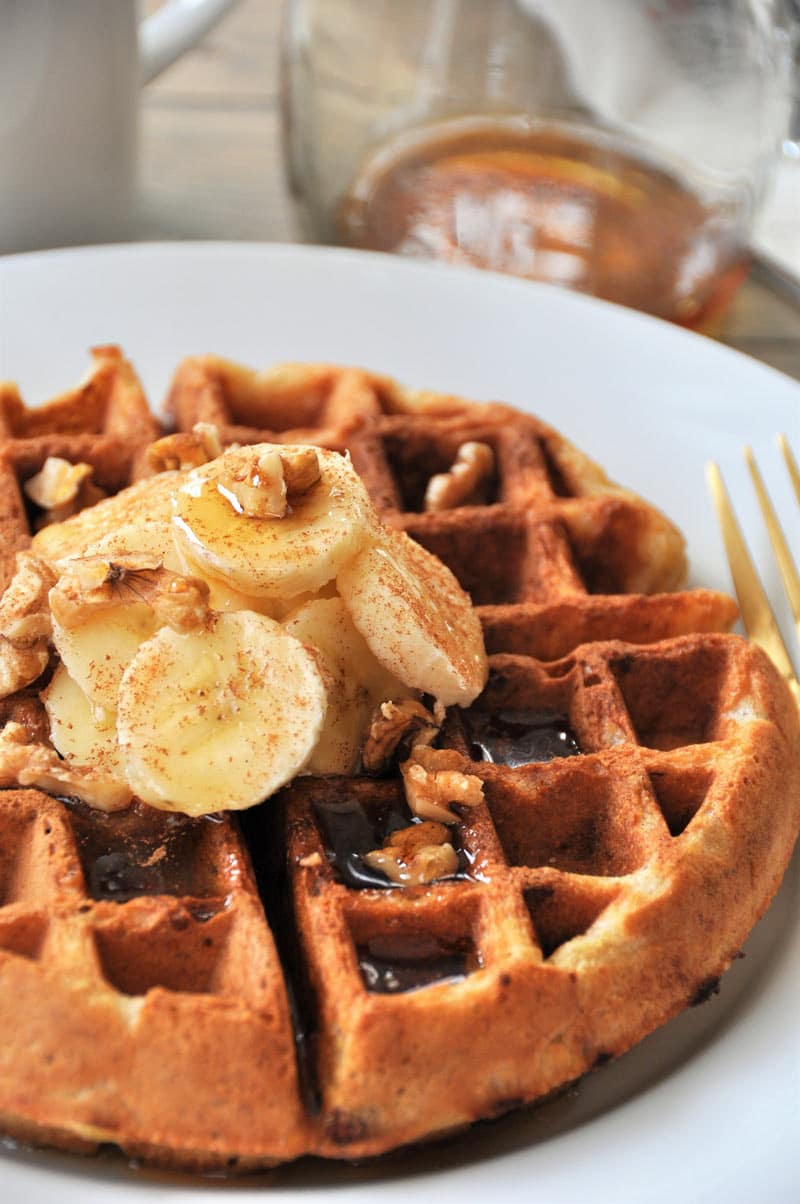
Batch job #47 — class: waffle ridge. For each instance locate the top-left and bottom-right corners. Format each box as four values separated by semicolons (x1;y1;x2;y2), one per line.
0;353;797;1170
166;356;739;657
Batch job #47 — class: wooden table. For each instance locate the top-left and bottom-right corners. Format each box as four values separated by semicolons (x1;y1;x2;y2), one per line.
140;0;800;383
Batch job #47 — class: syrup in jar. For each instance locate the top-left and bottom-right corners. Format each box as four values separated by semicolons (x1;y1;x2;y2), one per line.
338;119;749;328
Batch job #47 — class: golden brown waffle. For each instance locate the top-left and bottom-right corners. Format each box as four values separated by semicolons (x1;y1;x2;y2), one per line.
276;632;800;1159
0;354;797;1171
0;792;308;1170
165;356;738;656
0;633;797;1168
0;346;161;587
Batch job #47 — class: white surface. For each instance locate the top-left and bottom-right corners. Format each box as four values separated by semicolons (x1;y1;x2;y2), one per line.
0;243;799;1204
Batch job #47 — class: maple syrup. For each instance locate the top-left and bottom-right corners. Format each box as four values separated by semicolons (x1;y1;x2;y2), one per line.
338;120;748;327
313;794;470;889
466;709;581;768
357;933;473;994
66;799;219;902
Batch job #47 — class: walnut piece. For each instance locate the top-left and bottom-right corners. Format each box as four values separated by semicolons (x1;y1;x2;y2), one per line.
363;820;459;886
49;557;210;634
0;554;56;699
281;447;322;495
147;422;223;472
0;694;51;746
362;698;440;773
23;456;105;527
24;456;92;509
223;447;321;519
424;441;495;512
0;722;131;812
401;745;484;824
298;851;323;868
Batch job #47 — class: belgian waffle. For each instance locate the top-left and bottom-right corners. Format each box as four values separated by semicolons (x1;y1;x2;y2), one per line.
0;353;797;1172
0;346;161;585
165;356;738;657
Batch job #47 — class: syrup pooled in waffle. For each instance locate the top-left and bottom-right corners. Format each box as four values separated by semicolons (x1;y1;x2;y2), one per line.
0;353;797;1171
270;630;800;1158
0;635;796;1168
165;355;738;655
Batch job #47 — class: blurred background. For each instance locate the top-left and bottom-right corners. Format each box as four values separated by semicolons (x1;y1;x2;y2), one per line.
3;0;799;380
143;0;800;377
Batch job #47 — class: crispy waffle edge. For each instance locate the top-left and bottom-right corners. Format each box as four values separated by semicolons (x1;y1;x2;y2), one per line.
0;354;798;1172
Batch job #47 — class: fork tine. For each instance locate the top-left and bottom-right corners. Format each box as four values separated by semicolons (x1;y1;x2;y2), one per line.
705;461;800;708
744;445;800;638
778;434;800;509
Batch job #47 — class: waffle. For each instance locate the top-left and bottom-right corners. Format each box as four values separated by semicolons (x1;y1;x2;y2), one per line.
0;346;161;586
0;353;797;1172
165;356;738;657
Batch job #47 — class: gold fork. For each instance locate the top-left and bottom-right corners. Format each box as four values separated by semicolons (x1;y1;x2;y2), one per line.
706;436;800;709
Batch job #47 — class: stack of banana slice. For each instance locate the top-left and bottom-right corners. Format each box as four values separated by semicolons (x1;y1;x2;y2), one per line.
26;441;487;817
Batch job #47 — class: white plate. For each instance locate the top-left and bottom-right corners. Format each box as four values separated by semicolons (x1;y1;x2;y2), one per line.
0;243;798;1204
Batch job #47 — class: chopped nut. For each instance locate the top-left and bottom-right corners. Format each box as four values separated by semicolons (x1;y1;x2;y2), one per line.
362;698;440;773
377;820;450;857
49;557;210;634
226;449;286;518
281;446;322;496
424;441;495;511
156;575;211;633
23;457;105;527
298;851;323;868
223;447;321;519
401;745;484;824
363;820;459;885
0;695;51;745
147;422;223;472
24;457;92;510
0;554;56;699
0;722;131;812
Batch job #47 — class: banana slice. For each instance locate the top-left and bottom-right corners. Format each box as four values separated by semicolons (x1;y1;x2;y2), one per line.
49;554;215;722
42;664;125;779
84;520;185;574
117;610;328;815
71;516;276;622
337;529;488;707
32;472;184;563
51;601;158;720
284;595;412;773
172;444;376;599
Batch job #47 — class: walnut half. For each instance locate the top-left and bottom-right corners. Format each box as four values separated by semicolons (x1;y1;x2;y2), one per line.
49;557;210;634
23;456;105;527
363;820;459;886
146;422;223;472
0;722;131;812
401;745;484;824
361;698;440;774
223;447;321;519
424;441;495;511
0;553;56;699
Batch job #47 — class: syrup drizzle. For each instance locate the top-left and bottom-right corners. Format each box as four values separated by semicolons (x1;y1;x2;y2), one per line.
466;709;581;767
357;934;472;994
313;795;470;889
65;799;220;902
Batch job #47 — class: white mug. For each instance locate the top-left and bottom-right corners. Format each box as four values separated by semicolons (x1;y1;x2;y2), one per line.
0;0;238;254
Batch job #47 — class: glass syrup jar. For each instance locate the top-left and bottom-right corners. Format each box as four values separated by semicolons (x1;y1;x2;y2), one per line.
281;0;798;326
